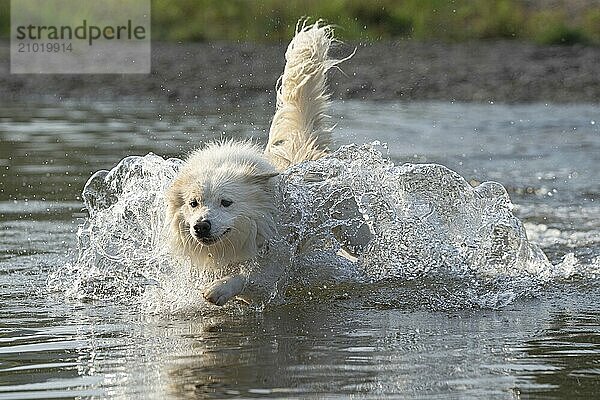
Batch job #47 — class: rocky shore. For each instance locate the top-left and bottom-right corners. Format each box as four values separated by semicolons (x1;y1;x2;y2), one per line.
1;40;599;104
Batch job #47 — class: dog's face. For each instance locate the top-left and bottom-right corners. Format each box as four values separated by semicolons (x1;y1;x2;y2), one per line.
176;174;258;246
166;144;279;268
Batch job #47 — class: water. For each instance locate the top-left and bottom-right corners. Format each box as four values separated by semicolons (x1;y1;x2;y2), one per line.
1;100;599;399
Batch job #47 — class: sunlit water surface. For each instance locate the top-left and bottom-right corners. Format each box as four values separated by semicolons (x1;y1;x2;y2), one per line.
0;100;599;399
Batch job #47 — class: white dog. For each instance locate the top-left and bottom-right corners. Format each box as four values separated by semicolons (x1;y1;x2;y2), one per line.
166;22;348;306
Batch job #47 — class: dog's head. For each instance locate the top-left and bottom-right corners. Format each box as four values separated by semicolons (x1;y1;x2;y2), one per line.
166;141;279;268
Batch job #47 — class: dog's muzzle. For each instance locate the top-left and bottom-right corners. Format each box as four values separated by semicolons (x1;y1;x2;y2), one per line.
194;220;211;238
193;220;231;245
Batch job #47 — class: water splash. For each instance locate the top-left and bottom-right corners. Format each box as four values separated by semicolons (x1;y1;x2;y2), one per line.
278;143;561;308
48;144;575;311
47;154;190;305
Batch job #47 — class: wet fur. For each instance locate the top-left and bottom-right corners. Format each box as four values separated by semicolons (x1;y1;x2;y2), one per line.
166;21;349;305
166;141;278;270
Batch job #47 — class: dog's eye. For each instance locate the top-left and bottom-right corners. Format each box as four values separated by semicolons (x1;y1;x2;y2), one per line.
189;199;198;208
221;199;233;208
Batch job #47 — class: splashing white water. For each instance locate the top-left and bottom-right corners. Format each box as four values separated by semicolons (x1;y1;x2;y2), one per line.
47;154;190;306
48;144;574;312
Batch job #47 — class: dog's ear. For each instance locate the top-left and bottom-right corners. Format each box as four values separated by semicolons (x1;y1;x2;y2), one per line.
245;172;279;185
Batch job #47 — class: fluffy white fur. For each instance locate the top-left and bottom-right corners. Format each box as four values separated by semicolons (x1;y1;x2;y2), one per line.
265;21;342;170
166;21;348;306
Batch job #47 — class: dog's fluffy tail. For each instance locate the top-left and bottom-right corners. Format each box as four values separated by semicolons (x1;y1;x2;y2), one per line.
265;20;352;170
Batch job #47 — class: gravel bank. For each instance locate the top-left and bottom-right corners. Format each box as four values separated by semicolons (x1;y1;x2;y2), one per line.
1;40;599;104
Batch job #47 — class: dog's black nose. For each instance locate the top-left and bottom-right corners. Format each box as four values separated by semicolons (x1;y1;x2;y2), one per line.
194;220;211;238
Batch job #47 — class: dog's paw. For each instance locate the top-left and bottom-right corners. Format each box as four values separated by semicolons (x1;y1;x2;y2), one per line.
203;275;245;306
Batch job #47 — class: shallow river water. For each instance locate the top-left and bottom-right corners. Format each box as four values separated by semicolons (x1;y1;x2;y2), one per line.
0;100;598;399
